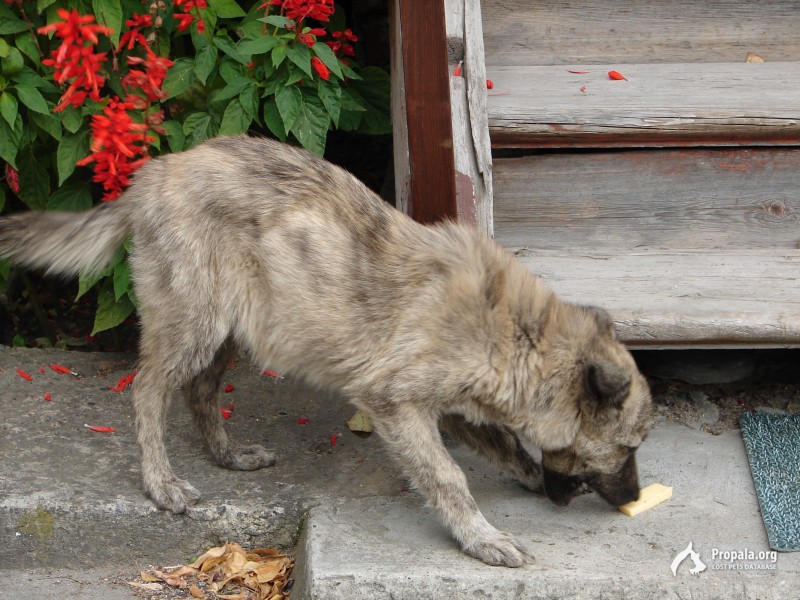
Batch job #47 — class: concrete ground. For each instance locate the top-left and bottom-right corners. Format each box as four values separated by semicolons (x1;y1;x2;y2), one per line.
1;347;798;599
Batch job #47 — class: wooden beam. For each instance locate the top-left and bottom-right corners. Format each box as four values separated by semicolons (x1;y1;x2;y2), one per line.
394;0;457;224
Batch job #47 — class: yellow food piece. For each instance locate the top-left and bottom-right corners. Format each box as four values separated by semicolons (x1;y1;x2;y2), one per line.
618;483;673;516
347;410;373;433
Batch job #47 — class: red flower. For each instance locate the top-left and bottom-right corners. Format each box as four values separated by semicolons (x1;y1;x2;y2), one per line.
119;14;153;50
38;10;111;112
5;163;19;194
123;53;174;102
173;13;195;32
272;0;334;24
311;56;329;80
77;98;153;200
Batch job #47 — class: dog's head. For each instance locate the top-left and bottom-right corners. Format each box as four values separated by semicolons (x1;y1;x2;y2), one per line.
536;306;654;508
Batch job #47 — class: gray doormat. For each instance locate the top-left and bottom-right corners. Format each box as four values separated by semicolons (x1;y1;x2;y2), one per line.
740;412;800;551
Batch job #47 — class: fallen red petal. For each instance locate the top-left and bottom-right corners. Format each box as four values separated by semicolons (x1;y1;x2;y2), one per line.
486;79;494;89
580;86;587;93
50;364;74;375
85;424;116;433
330;434;338;447
297;418;310;425
568;69;589;74
262;369;281;378
608;70;627;81
221;407;232;420
224;384;234;393
453;61;462;77
109;370;138;392
16;368;32;381
39;368;46;373
44;392;52;401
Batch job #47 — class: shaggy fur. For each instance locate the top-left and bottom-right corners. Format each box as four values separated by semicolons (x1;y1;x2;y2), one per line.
0;136;654;567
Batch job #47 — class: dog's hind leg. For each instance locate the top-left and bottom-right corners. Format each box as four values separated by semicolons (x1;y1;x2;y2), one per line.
182;338;276;471
439;414;543;493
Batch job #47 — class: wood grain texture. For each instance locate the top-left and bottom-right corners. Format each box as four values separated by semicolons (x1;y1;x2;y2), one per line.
506;249;800;346
397;0;458;223
481;0;800;67
493;148;800;252
486;63;800;147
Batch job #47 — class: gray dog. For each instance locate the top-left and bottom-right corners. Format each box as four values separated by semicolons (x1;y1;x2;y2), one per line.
0;136;653;567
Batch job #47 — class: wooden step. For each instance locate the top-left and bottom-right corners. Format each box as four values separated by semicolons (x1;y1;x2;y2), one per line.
486;62;800;148
492;148;800;347
480;0;800;67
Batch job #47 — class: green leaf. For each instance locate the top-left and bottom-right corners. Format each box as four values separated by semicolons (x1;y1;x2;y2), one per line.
11;68;59;94
213;35;248;65
15;32;40;64
259;15;293;28
60;105;83;133
77;271;103;300
317;79;341;127
182;111;214;149
30;110;62;141
0;47;24;76
311;42;343;80
290;91;329;155
15;84;49;115
92;279;135;335
218;99;252;136
163;58;196;99
286;43;312;78
37;0;58;13
271;43;287;68
0;92;18;127
194;45;218;85
275;84;301;131
208;0;246;18
237;35;279;56
219;57;243;83
0;6;27;34
239;83;260;122
262;100;286;141
113;260;131;301
0;39;10;58
17;149;50;210
213;76;252;102
92;0;122;48
347;67;392;135
0;113;23;169
47;181;93;211
162;120;185;153
57;130;90;186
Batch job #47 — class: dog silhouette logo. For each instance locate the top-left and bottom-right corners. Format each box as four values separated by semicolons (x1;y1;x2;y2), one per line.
671;542;707;576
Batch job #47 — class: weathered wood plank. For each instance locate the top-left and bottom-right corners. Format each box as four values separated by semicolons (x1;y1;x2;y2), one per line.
481;0;800;67
493;148;800;251
393;0;458;223
486;63;800;147
506;249;800;346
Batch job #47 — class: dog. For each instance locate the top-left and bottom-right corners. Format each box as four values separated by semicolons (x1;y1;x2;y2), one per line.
0;136;653;567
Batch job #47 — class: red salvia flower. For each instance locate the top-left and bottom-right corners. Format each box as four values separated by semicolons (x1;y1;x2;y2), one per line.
311;56;329;80
119;14;153;50
123;53;174;102
5;163;19;194
271;0;334;25
173;12;195;32
77;99;153;201
38;9;111;112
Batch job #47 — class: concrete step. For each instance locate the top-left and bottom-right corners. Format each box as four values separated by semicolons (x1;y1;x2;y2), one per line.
294;425;800;599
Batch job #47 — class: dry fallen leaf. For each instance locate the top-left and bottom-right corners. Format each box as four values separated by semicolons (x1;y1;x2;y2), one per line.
745;52;765;63
128;581;163;592
347;410;373;434
139;542;294;599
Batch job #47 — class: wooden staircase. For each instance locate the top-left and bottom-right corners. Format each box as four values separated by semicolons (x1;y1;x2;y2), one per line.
391;0;800;348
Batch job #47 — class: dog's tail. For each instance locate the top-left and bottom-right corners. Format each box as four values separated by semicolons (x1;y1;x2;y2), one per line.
0;200;132;277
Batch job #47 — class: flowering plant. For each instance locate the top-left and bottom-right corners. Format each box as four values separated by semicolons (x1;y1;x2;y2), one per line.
0;0;389;338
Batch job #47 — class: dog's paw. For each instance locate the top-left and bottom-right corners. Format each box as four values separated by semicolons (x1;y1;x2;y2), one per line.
225;444;276;471
463;532;535;567
147;477;202;514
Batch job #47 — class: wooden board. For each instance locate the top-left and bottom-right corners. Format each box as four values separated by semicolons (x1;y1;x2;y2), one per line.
511;250;800;347
486;63;800;147
480;0;800;67
493;148;800;252
507;249;800;347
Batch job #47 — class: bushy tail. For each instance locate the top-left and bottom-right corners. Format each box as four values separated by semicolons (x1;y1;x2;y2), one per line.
0;201;131;277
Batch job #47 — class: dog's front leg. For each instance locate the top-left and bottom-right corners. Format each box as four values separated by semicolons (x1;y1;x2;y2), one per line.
373;403;534;567
439;414;543;493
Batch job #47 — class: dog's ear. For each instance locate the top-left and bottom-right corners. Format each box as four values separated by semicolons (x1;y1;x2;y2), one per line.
584;360;631;410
